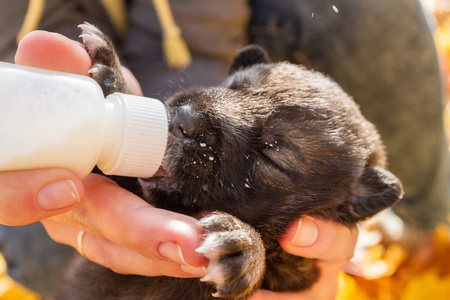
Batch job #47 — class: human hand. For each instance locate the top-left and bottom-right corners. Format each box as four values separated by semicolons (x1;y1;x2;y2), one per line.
42;174;207;277
0;31;105;226
15;30;207;277
0;169;83;226
250;218;358;300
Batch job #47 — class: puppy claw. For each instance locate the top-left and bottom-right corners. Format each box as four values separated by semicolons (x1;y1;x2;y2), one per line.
77;23;87;31
78;22;103;34
212;291;222;298
87;66;100;74
197;212;265;299
78;22;129;95
79;33;109;58
200;260;225;284
79;33;108;47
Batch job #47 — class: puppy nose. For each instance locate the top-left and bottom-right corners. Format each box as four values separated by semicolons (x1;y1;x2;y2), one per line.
170;106;200;138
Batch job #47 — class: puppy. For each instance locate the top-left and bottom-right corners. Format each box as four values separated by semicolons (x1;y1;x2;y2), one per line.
55;23;403;300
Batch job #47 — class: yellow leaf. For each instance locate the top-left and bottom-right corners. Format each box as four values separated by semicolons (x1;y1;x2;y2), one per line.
336;272;374;300
401;270;450;300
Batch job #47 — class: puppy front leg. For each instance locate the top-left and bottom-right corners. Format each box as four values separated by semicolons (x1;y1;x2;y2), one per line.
197;212;266;300
78;22;129;96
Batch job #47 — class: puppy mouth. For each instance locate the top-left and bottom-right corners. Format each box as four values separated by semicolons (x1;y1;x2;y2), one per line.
139;166;177;192
153;165;168;178
139;165;208;217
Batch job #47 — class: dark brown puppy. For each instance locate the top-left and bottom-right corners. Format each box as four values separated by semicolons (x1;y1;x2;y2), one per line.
55;23;403;300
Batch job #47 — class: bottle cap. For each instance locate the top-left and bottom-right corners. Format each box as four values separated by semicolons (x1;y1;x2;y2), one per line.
102;93;168;177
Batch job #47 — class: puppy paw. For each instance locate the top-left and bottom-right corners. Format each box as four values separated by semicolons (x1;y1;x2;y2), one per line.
78;22;129;95
197;212;265;299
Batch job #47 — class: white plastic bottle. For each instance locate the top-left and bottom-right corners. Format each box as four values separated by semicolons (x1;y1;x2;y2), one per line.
0;62;168;178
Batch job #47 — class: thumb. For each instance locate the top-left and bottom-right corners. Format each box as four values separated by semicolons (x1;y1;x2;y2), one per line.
15;30;91;75
0;169;84;226
279;217;358;262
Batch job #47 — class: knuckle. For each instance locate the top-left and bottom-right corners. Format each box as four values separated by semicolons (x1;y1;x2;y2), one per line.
123;223;149;250
343;245;356;261
108;264;129;275
40;222;66;244
344;251;355;262
315;221;357;261
46;230;65;244
90;246;128;275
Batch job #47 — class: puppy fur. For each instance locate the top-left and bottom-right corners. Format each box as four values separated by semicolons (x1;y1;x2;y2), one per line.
55;23;403;300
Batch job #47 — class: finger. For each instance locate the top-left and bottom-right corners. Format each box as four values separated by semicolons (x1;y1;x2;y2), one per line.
15;30;91;75
0;169;83;226
249;261;342;300
15;31;143;96
249;290;307;300
50;174;207;267
41;219;206;278
279;217;358;262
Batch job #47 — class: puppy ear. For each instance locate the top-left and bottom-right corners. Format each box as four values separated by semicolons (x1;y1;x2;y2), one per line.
229;45;270;74
342;165;403;223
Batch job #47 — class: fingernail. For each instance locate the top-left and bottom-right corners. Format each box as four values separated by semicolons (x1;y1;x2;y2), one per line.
291;218;319;247
37;180;81;211
180;265;207;276
159;242;193;267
